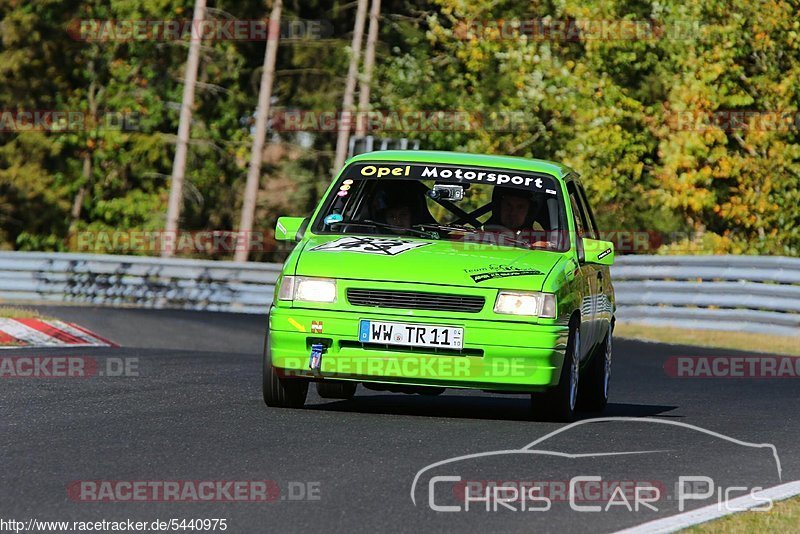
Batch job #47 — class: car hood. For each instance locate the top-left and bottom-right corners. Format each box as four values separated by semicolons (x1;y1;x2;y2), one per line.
294;234;565;291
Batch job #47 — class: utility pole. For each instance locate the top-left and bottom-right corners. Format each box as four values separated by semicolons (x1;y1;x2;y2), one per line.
355;0;381;137
163;0;206;257
235;0;283;262
332;0;368;175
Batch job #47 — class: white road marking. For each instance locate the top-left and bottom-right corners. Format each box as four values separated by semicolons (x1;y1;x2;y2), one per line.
615;480;800;534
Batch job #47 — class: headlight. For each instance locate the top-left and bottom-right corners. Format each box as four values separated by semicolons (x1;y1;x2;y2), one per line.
494;291;556;318
277;276;337;303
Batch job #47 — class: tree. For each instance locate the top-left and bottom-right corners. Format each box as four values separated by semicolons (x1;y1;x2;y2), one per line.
332;0;368;175
235;0;283;262
163;0;207;257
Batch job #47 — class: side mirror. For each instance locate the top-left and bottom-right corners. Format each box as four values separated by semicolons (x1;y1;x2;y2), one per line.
275;217;307;242
582;238;615;266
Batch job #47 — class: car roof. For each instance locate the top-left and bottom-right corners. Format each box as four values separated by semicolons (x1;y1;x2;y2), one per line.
346;150;575;180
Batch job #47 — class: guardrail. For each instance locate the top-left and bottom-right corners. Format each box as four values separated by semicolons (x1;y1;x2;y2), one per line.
0;252;280;315
348;135;420;157
0;251;798;336
613;255;800;337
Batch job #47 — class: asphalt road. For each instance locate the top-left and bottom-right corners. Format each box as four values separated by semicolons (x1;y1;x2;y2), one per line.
2;306;798;533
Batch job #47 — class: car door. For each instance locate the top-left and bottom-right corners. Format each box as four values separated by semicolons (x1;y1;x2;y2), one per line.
576;182;613;341
566;179;597;360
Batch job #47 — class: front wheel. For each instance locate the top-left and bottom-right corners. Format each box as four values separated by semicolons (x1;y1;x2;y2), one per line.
530;323;580;422
262;337;308;408
578;323;612;412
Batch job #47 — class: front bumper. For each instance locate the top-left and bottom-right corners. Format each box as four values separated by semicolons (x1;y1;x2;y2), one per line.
268;306;569;392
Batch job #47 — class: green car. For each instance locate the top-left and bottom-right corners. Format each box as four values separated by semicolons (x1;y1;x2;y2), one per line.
263;150;615;421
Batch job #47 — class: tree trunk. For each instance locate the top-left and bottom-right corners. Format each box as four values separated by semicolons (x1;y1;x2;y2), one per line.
70;155;90;221
355;0;381;137
71;76;97;226
332;0;369;176
163;0;206;257
234;0;283;262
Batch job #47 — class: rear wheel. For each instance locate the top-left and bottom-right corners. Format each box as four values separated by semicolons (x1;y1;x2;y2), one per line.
316;381;357;399
530;323;580;422
262;337;308;408
578;323;612;412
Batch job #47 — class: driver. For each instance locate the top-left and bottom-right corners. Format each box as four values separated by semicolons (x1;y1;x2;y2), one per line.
385;203;413;228
484;187;552;246
372;181;435;230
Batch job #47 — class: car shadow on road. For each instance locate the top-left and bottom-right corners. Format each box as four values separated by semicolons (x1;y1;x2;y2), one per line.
305;393;679;422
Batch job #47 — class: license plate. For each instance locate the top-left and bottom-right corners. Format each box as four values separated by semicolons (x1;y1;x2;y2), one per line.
358;320;463;349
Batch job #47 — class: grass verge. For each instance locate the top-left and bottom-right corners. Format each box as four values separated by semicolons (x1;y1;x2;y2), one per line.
0;306;44;319
615;323;800;357
688;496;800;533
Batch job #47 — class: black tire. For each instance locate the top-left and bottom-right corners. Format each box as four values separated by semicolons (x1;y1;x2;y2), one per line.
262;336;308;408
578;323;613;412
530;322;581;422
316;381;357;399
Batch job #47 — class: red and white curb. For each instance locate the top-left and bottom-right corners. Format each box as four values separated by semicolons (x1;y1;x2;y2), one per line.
0;319;118;348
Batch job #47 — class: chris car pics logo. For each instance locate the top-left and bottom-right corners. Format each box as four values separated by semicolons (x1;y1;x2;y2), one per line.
410;418;785;514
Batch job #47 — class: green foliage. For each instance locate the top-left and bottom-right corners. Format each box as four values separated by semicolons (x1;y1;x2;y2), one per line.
377;0;800;255
0;0;798;257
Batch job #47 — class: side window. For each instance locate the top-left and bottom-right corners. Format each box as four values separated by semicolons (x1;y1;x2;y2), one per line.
566;182;590;237
566;181;589;261
568;195;586;236
576;183;599;239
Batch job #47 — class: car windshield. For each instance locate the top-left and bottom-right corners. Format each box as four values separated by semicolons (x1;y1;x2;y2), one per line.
312;162;568;252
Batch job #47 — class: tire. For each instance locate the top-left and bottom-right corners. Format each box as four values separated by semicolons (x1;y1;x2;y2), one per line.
262;336;308;408
316;381;357;400
530;322;580;422
578;323;612;412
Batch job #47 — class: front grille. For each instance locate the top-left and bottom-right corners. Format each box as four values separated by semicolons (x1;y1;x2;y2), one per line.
346;288;485;313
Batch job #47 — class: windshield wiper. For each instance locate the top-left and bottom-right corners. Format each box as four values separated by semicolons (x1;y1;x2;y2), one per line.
329;219;439;239
413;223;481;234
495;233;535;249
414;222;543;249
